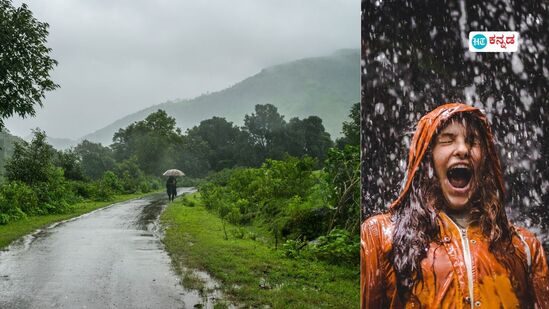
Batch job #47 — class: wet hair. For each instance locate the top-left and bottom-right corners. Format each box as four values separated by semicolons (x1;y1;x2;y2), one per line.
389;112;523;300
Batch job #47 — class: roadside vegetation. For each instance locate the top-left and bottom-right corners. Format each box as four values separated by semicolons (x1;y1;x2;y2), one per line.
199;152;359;262
161;103;360;307
0;129;162;226
162;193;358;308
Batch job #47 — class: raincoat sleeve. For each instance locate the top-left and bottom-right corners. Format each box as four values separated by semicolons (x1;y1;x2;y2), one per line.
361;215;386;309
530;236;549;308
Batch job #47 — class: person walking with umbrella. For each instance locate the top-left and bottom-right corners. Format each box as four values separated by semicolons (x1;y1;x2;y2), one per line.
163;169;184;202
166;176;177;201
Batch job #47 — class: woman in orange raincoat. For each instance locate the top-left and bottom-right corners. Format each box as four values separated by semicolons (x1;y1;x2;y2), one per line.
361;103;549;308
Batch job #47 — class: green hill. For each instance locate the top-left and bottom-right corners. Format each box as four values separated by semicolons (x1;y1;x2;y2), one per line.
22;134;77;151
82;49;360;145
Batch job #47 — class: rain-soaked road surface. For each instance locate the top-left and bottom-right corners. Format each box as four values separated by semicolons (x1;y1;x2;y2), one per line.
0;188;216;309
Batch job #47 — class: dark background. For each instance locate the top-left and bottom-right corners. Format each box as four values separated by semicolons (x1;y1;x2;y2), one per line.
360;0;548;250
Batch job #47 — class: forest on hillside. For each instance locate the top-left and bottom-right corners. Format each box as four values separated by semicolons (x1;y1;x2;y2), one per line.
82;49;360;146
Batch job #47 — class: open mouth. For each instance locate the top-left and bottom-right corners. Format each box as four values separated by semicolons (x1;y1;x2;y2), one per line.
447;165;472;189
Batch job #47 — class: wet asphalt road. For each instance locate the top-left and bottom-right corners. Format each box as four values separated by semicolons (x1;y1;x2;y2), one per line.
0;188;205;309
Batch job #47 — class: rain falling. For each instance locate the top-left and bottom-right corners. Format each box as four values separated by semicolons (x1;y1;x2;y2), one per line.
361;0;548;255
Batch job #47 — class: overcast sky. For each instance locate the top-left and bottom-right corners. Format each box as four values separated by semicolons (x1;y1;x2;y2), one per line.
5;0;359;140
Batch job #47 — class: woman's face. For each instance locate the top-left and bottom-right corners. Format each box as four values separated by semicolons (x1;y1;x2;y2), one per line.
432;120;483;213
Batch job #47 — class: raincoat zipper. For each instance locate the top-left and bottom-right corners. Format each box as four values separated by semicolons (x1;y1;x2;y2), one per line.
447;218;474;308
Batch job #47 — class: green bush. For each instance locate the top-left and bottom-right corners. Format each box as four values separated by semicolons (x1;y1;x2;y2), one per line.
115;157;145;193
149;178;161;190
177;177;204;187
0;181;35;224
280;205;331;240
0;211;23;225
199;157;334;248
199;183;226;210
200;157;320;223
4;130;55;185
307;229;359;266
247;232;258;241
230;227;246;239
197;156;360;267
91;181;114;201
3;131;76;215
323;145;360;233
101;171;123;193
139;180;151;193
280;181;332;239
68;180;94;199
282;238;307;259
281;229;358;266
178;194;195;207
32;167;74;214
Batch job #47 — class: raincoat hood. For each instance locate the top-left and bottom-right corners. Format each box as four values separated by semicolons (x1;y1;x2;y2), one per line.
389;103;505;210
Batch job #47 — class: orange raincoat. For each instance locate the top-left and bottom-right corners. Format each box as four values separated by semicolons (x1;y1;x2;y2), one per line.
361;103;549;308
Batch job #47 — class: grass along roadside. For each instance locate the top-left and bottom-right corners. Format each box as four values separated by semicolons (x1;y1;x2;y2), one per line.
161;193;359;308
0;192;156;249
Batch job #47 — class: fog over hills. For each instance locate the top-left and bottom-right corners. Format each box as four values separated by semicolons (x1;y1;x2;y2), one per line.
81;49;359;146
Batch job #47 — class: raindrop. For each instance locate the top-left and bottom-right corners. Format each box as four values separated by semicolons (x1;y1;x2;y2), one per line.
375;103;385;115
496;101;505;115
376;178;384;186
511;54;524;74
519;89;533;111
429;27;438;39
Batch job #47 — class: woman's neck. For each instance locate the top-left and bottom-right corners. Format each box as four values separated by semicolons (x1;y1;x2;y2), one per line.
444;208;473;229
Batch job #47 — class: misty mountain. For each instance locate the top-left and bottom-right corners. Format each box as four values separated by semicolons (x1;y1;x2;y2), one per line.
21;133;77;151
82;49;359;145
46;137;77;150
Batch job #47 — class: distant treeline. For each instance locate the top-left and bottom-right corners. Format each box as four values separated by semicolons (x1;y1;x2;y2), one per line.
0;103;359;229
107;103;336;178
63;103;350;181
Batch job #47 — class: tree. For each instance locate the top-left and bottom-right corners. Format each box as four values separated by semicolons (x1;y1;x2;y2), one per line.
336;102;360;148
0;1;58;130
285;116;334;161
4;129;71;213
4;129;54;185
173;134;211;178
324;145;360;233
54;149;84;181
114;156;146;194
186;117;255;171
243;104;286;161
73;140;115;180
111;110;182;175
